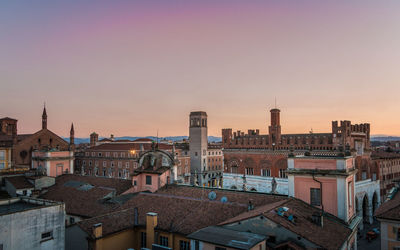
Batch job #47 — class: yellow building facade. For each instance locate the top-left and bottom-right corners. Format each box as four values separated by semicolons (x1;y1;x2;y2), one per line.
0;147;12;171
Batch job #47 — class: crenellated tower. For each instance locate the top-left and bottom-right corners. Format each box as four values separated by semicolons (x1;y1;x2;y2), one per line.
268;108;281;145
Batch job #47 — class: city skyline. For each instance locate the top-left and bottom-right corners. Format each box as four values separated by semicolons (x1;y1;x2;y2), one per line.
1;1;400;137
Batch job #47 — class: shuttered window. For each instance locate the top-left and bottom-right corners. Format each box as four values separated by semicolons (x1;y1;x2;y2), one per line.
310;188;321;206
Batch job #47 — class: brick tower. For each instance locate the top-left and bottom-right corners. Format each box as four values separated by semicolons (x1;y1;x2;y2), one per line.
268;108;281;145
42;105;47;130
69;123;75;151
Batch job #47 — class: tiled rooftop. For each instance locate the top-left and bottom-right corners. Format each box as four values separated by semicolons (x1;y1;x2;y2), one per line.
40;174;132;217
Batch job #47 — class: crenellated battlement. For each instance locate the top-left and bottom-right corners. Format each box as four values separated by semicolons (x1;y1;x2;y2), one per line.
222;109;370;153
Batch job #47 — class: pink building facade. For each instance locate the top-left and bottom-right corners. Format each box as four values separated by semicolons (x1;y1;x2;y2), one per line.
287;156;357;223
32;150;74;177
287;155;360;249
131;170;171;193
130;149;177;193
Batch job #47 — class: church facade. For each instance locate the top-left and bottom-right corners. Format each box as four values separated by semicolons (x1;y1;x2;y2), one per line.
0;107;75;175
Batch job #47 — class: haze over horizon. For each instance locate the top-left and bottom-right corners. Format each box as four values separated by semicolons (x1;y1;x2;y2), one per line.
1;1;400;137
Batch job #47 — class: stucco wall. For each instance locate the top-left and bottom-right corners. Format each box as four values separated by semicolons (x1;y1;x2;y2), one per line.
0;202;65;250
294;176;338;217
223;173;288;194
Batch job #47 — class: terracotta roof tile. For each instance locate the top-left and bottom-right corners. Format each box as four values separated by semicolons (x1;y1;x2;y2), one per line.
263;199;351;250
375;190;400;221
79;192;248;238
40;174;132;217
76;185;352;249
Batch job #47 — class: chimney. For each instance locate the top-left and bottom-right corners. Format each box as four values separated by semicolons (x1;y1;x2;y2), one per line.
146;212;158;249
93;223;103;238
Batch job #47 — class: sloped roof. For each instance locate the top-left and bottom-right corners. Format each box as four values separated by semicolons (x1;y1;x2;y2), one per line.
219;198;352;250
375;189;400;221
76;185;352;250
40;174;132;217
188;226;266;250
79;192;248;238
5;176;34;190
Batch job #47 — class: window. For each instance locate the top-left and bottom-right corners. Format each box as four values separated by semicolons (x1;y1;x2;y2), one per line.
125;162;129;168
41;231;53;241
348;182;353;207
106;152;110;157
89;161;92;166
231;166;238;174
91;152;95;157
179;240;190;250
103;169;106;176
362;171;367;180
113;152;118;157
95;161;98;167
134;180;137;186
146;175;152;185
83;161;86;166
118;161;122;167
245;168;254;175
310;188;321;206
141;232;147;248
160;236;169;247
121;152;125;157
195;152;198;156
69;217;75;224
98;152;102;157
111;162;114;167
103;161;107;167
215;247;227;250
261;169;271;177
279;169;287;178
0;163;4;170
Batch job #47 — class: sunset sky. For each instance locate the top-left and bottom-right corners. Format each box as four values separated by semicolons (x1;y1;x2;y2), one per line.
1;1;400;138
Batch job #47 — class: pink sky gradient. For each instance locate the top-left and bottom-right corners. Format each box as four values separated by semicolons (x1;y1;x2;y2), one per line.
1;1;400;137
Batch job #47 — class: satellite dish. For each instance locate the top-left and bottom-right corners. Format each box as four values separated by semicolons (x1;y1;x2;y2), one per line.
208;191;217;200
221;196;228;203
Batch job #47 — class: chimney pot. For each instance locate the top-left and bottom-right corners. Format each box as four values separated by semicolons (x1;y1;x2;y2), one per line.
93;223;103;238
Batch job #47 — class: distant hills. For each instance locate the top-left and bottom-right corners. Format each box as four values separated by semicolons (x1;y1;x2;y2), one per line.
63;135;398;144
63;136;222;144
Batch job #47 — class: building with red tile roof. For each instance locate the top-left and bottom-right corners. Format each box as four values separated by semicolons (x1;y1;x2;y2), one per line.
40;174;132;225
70;184;355;250
375;186;400;250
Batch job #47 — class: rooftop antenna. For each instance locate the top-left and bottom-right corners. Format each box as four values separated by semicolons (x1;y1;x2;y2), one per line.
157;129;159;143
274;97;277;109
